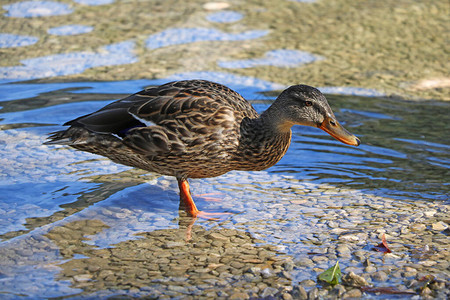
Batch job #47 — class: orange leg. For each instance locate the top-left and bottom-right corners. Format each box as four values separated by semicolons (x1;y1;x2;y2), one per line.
178;179;200;218
177;179;233;220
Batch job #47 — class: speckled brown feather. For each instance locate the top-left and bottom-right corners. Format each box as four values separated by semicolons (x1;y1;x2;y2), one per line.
46;80;292;180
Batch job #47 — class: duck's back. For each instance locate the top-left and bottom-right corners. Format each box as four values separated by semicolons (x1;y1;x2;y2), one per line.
47;80;259;178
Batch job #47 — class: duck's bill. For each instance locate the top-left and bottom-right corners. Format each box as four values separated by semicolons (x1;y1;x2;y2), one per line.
319;117;360;146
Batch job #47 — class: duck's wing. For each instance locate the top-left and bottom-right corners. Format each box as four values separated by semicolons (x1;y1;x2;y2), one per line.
48;80;257;157
122;80;250;156
62;83;167;135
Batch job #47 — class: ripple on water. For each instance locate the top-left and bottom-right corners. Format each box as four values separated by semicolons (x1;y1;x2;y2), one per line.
0;71;284;101
145;27;269;49
218;49;324;68
0;79;449;298
47;24;94;36
318;86;385;97
164;71;285;99
3;1;73;17
341;108;401;120
206;10;243;23
0;41;137;81
74;0;115;5
0;33;39;48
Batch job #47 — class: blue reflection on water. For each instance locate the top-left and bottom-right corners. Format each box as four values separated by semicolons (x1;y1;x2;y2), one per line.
318;86;385;97
1;78;447;204
0;41;137;81
341;108;400;120
0;78;449;298
146;28;269;49
73;0;115;5
206;11;243;23
47;24;94;36
0;71;284;101
3;1;73;17
0;33;39;48
219;49;324;68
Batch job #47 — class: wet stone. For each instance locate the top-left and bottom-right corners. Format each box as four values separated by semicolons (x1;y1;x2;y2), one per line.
261;287;279;297
74;274;93;282
331;284;346;297
343;288;362;298
311;255;328;263
295;257;314;267
431;221;448;231
282;292;293;300
336;245;352;257
207;232;229;242
163;242;185;248
229;292;249;299
420;287;433;297
308;287;319;300
291;285;308;299
410;223;427;231
372;270;388;281
342;271;369;287
300;279;316;287
246;267;261;275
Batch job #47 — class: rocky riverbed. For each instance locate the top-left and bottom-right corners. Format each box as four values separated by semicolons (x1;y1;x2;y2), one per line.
0;129;448;299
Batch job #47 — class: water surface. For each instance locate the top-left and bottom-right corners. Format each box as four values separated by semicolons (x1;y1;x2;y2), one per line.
0;80;448;298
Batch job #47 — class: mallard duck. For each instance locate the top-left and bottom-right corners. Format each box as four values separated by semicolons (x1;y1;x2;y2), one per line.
46;80;360;218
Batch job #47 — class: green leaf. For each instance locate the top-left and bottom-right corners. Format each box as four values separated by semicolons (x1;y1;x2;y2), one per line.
318;261;341;285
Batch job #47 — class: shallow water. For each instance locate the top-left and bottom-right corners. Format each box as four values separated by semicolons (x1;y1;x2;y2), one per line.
0;79;448;298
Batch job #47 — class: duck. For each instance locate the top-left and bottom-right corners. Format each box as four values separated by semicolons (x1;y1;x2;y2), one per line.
46;79;360;218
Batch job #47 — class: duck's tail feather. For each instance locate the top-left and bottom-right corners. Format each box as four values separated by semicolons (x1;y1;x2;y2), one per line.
44;129;87;146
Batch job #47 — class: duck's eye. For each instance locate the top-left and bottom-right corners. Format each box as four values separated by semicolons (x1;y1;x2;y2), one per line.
305;101;312;106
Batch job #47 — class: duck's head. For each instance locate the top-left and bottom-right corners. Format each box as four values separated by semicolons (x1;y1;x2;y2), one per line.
270;84;360;146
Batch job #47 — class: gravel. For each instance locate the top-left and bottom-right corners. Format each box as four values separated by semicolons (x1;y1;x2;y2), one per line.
0;142;448;298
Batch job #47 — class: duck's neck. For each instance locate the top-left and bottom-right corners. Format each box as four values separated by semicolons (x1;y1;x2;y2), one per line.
236;105;292;171
259;102;295;133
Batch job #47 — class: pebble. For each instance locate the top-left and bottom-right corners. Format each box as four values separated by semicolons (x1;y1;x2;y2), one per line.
343;288;362;298
308;287;319;300
431;221;448;231
295;257;314;267
336;244;352;257
372;270;388;281
342;271;369;287
331;284;346;297
423;210;437;217
229;292;249;299
203;2;230;10
163;242;185;248
419;260;437;267
283;292;293;300
73;274;93;282
311;255;328;263
300;279;316;287
410;223;427;231
261;287;279;297
291;285;308;299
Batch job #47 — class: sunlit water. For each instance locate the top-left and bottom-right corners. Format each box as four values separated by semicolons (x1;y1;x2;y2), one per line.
0;79;448;298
